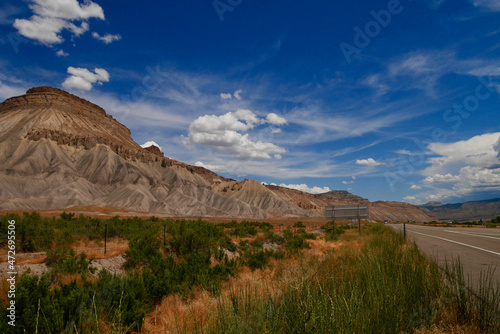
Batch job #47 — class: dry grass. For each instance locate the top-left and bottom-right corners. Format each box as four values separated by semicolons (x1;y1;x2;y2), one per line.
138;236;352;334
140;265;277;333
0;237;129;265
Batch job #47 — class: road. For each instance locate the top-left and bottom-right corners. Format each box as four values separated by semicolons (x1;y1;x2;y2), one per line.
390;224;500;288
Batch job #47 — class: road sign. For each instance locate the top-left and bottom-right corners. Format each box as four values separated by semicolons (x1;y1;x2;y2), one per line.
325;205;369;219
325;204;369;234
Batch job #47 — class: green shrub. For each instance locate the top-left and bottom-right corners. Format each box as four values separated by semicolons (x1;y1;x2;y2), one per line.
46;247;95;276
293;221;305;228
124;234;162;269
283;229;309;253
245;250;284;270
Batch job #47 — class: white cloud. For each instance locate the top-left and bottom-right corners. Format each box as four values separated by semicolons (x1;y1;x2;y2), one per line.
271;128;282;134
194;161;227;172
424;132;500;176
62;67;109;91
424;173;461;184
420;132;500;202
403;196;422;204
92;32;121;44
274;154;282;160
56;49;69;57
29;0;104;20
410;185;422;190
184;109;287;159
265;113;287;126
141;141;162;151
351;176;356;180
234;89;243;101
220;93;232;99
356;158;383;166
279;183;331;194
472;0;500;11
342;180;354;185
494;137;500;158
13;0;104;45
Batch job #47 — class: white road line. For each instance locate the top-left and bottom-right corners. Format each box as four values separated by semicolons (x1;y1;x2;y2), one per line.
407;230;500;257
443;230;500;240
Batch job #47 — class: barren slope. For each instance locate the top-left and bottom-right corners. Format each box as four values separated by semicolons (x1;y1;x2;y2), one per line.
0;87;434;221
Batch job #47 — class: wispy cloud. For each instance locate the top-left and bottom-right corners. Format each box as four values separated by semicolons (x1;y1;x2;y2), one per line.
0;4;22;25
92;32;121;44
472;0;500;12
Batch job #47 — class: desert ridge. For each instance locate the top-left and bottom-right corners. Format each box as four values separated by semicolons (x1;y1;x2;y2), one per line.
0;87;432;221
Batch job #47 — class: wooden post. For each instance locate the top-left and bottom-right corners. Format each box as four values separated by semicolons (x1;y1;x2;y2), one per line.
163;223;166;246
404;223;406;239
104;220;107;255
358;205;361;234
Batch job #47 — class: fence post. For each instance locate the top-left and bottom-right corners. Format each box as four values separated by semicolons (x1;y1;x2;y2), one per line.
163;223;166;246
358;205;361;234
404;223;406;239
104;220;107;255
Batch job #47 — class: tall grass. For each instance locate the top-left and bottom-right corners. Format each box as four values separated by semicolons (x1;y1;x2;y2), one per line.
183;225;444;333
444;259;500;333
180;225;500;334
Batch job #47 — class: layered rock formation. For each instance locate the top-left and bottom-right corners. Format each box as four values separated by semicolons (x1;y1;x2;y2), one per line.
144;145;164;157
0;87;433;221
420;199;500;222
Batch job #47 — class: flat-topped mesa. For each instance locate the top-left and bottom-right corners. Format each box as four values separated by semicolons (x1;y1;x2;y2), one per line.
0;86;231;182
1;86;109;118
28;87;107;115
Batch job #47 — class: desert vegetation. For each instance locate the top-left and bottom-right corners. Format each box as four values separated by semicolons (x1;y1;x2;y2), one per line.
0;214;498;333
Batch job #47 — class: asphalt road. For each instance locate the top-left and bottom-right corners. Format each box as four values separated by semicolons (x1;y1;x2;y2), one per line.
390;224;500;288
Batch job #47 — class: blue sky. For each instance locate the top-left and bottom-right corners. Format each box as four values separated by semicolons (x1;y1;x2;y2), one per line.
1;0;500;204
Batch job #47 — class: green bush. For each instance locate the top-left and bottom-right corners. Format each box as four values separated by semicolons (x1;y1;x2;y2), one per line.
283;229;310;253
293;221;305;228
324;224;352;241
124;234;162;269
245;250;284;270
46;247;95;276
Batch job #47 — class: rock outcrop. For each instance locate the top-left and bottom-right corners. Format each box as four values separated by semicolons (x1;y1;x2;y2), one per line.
369;201;433;222
144;145;164;157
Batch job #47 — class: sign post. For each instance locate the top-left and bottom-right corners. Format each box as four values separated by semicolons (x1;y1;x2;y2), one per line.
325;204;369;234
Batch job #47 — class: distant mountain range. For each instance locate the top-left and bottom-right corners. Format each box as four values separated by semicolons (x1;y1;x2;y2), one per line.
419;198;500;222
0;87;433;221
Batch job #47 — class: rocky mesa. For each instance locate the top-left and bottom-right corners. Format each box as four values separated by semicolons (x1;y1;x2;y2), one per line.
0;87;432;221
